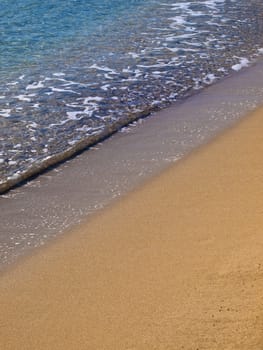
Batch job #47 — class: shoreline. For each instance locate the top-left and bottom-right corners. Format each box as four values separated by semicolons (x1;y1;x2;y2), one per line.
0;63;252;196
0;107;153;195
0;56;263;196
2;58;263;268
1;105;263;349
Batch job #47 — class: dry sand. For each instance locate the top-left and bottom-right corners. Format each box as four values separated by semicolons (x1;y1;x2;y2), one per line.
1;106;263;349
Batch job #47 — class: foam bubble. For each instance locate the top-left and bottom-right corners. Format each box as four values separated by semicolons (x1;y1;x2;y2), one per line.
89;64;118;75
0;109;11;117
83;96;103;103
169;16;186;25
8;160;17;165
66;111;83;120
51;87;80;95
128;52;139;58
26;81;44;90
53;72;65;77
232;58;250;71
203;73;217;84
16;95;31;102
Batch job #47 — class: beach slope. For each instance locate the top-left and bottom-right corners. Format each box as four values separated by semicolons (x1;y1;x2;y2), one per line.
1;107;263;349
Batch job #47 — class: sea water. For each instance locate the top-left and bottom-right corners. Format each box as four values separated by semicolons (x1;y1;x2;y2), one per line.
1;0;263;191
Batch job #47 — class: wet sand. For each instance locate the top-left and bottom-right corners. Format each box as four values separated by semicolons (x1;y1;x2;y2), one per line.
2;58;263;269
1;105;263;349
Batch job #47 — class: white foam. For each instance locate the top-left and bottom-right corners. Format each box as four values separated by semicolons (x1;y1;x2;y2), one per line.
165;33;197;42
7;173;20;180
67;139;78;146
75;126;93;133
167;47;198;53
128;52;140;59
134;69;142;77
89;64;117;75
65;103;79;108
8;160;17;165
169;16;186;25
101;84;110;91
16;95;31;102
193;78;202;90
203;73;217;84
137;62;170;68
0;109;11;117
66;111;82;120
152;71;163;75
65;99;99;120
51;87;80;95
53;72;65;77
83;103;99;117
232;58;250;71
122;68;132;73
29;122;38;128
104;73;114;80
76;125;104;134
7;81;18;86
83;96;103;103
170;2;191;11
0;159;4;165
26;81;44;90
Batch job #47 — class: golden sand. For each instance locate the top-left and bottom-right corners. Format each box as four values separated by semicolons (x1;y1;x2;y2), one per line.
1;106;263;349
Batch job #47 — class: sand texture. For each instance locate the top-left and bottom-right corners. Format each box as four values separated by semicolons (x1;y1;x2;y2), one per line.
1;107;263;349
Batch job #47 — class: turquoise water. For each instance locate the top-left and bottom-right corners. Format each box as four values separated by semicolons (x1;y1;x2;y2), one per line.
0;0;147;73
1;0;263;192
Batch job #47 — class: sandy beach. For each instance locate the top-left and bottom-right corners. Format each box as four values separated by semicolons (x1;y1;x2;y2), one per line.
1;105;263;349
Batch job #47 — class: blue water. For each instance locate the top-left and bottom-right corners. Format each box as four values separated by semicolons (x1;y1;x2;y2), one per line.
1;0;263;192
0;0;153;76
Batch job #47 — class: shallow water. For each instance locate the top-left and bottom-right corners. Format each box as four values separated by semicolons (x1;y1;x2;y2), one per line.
1;0;263;191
